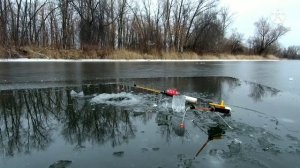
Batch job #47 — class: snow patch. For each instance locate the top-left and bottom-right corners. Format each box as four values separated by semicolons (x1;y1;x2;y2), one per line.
90;92;141;106
70;90;84;97
280;118;295;123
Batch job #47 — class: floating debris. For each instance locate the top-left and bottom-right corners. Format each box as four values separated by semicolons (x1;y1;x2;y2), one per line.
257;137;281;154
113;151;125;157
49;160;72;168
141;148;149;152
133;111;146;116
209;149;227;158
286;134;299;141
74;144;86;151
108;97;130;101
70;90;84;97
152;147;160;151
228;139;242;154
177;154;186;161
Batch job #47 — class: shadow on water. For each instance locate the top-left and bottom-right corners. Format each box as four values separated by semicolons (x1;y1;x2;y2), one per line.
0;77;299;168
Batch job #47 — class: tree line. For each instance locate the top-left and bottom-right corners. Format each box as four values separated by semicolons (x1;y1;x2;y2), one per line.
0;0;293;57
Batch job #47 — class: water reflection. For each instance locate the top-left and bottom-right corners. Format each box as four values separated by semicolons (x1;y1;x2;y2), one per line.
131;77;279;102
0;85;137;156
247;82;280;102
62;91;135;148
0;89;62;156
0;77;282;159
156;111;185;139
63;107;134;148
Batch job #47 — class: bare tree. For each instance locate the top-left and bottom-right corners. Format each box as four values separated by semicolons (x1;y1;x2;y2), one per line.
189;10;222;53
282;46;300;59
117;0;126;49
227;30;243;54
60;0;70;49
219;7;233;38
3;0;288;58
162;0;173;52
173;0;186;52
251;17;289;55
183;0;218;47
0;0;8;45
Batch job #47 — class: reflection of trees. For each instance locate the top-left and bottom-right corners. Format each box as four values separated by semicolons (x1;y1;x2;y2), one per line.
156;111;185;142
156;111;172;142
0;84;143;156
82;83;132;95
0;88;64;156
248;83;280;102
130;77;241;101
61;87;136;148
62;87;136;147
0;90;23;156
222;77;241;92
133;76;279;103
0;78;245;157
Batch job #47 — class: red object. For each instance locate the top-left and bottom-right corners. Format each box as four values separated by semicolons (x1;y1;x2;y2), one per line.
180;123;184;128
164;89;180;96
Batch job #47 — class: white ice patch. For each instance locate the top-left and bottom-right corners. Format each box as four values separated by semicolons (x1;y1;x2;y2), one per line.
90;92;141;106
70;90;84;97
280;118;295;123
207;155;225;168
172;95;186;112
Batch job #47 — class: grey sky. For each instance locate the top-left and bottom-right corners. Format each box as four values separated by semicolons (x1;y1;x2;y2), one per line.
220;0;300;47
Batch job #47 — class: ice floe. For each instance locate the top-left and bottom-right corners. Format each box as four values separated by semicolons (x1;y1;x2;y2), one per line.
90;92;141;106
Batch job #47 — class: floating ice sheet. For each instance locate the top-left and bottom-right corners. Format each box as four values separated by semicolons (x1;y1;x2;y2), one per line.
70;90;84;97
90;92;141;106
172;95;186;112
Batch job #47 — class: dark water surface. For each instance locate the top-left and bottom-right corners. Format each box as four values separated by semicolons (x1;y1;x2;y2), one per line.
0;61;299;94
0;61;300;168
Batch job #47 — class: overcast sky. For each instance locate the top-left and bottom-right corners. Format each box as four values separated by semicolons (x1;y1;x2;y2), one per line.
219;0;300;47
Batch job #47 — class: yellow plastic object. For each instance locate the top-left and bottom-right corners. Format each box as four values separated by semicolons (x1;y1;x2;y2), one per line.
135;85;161;94
209;100;226;109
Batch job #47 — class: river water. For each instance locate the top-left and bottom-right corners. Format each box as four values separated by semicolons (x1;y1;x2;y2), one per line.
0;61;300;168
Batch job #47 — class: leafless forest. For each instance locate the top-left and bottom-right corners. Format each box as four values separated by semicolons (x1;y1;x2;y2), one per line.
0;0;295;58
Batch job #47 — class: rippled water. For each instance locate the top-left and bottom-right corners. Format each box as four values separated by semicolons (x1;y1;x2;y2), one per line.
0;77;300;168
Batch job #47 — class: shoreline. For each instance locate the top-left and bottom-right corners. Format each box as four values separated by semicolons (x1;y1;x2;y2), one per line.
0;47;284;61
0;58;282;62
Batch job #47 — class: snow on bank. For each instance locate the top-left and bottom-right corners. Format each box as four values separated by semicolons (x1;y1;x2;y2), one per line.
0;58;280;62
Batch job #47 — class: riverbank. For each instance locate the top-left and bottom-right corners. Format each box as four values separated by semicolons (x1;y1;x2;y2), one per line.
0;59;281;62
0;47;280;60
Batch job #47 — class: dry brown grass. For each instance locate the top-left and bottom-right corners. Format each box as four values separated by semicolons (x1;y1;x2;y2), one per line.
0;47;280;60
107;49;145;59
107;50;279;60
160;51;199;59
0;47;6;58
107;50;200;60
12;47;111;59
199;54;280;60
